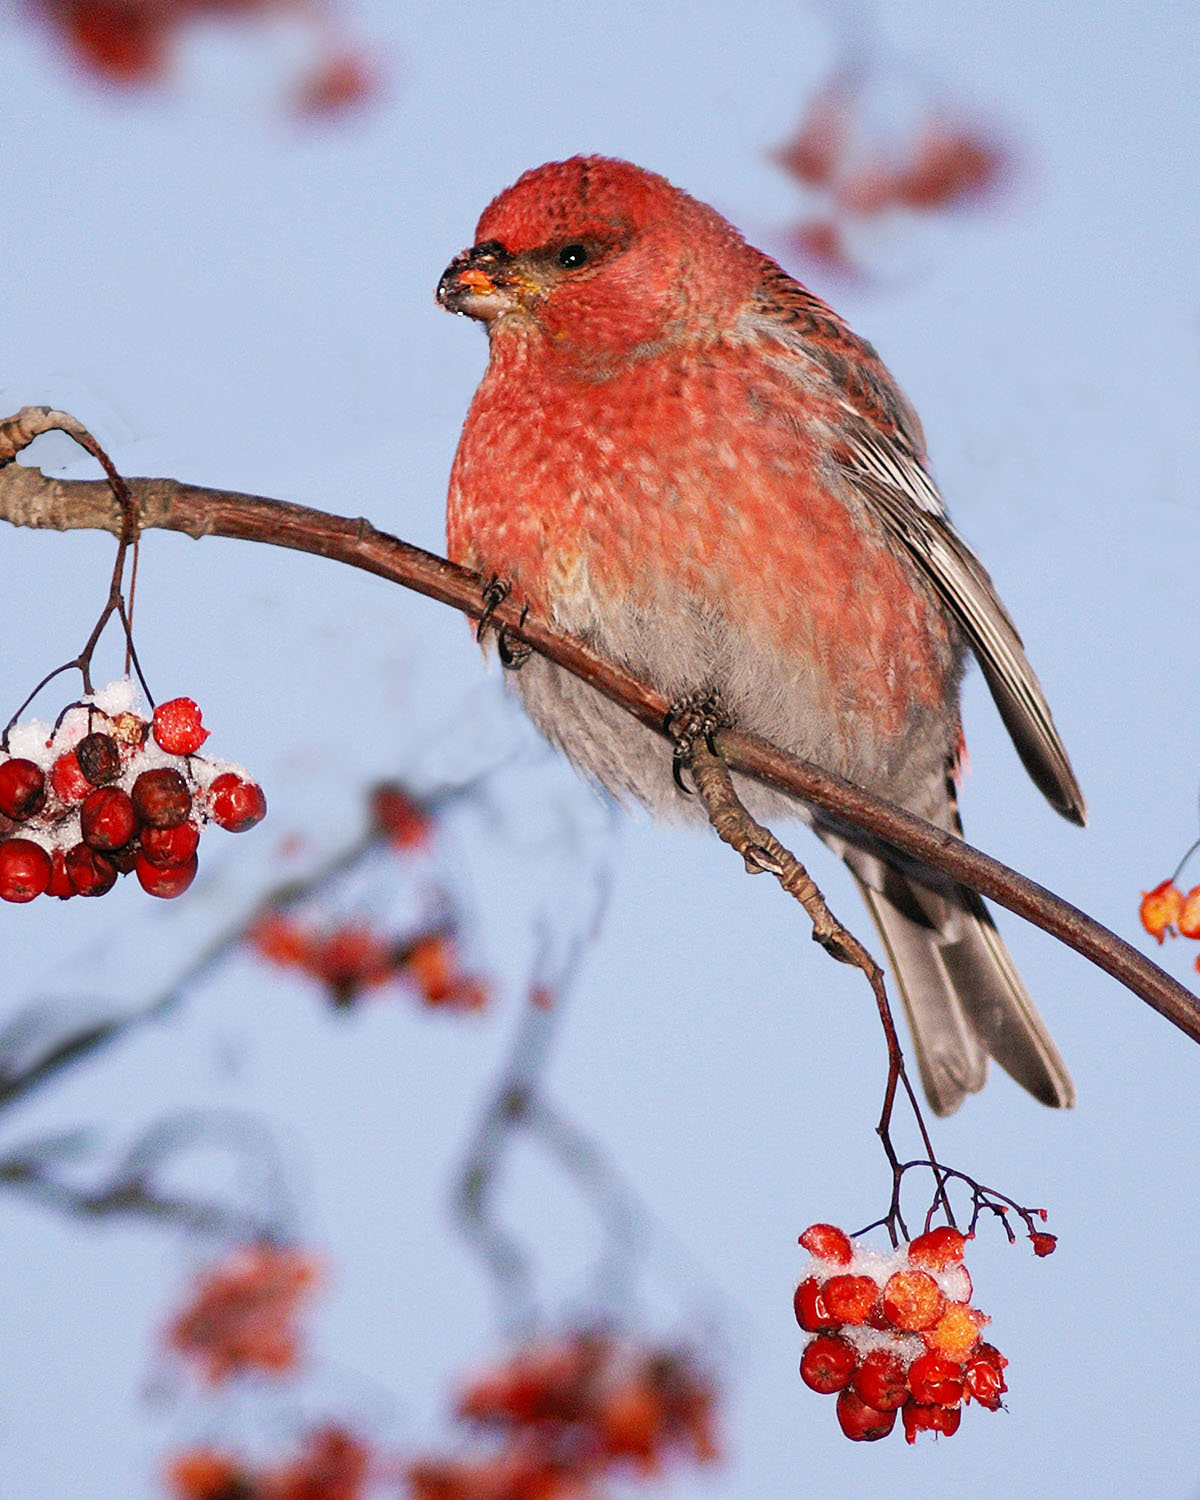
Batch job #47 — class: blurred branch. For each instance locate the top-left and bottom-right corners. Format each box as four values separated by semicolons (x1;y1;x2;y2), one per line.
3;424;1198;1045
0;1109;292;1240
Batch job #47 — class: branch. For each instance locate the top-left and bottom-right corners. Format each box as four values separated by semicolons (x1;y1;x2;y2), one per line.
2;448;1197;1044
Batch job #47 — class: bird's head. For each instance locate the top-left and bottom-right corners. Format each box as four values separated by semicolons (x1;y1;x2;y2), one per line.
436;156;754;366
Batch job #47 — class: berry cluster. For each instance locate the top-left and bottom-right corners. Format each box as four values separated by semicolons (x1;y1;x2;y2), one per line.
408;1331;719;1499
167;1423;368;1500
251;915;489;1012
0;682;265;903
774;72;1009;277
1140;878;1200;969
166;1242;320;1387
794;1223;1008;1443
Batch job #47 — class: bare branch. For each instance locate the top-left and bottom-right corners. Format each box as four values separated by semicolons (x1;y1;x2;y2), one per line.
2;450;1197;1044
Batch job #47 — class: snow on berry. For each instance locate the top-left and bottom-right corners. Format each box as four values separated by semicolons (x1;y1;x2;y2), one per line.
794;1220;1010;1443
152;697;209;755
0;680;264;904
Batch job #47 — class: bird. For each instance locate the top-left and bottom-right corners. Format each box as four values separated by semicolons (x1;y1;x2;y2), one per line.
436;155;1084;1116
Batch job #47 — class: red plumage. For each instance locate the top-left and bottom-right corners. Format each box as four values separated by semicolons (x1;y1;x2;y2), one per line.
438;156;1083;1115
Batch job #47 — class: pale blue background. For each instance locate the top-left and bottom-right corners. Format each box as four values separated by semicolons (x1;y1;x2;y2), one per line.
1;1;1198;1495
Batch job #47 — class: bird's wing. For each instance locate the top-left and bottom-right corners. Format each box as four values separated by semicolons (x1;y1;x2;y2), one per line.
744;266;1087;825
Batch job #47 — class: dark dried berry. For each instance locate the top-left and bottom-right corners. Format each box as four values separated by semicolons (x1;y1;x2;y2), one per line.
131;767;191;829
64;842;118;897
76;732;122;786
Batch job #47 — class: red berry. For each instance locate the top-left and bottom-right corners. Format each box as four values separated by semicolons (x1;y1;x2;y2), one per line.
907;1227;970;1270
50;751;93;803
131;767;191;829
794;1277;840;1332
799;1334;857;1394
963;1344;1008;1410
75;732;122;786
80;787;138;851
152;698;209;755
907;1352;964;1406
64;843;117;897
836;1388;897;1442
139;821;200;868
0;837;52;901
823;1274;881;1325
882;1269;944;1331
1029;1231;1057;1257
135;851;198;899
46;849;75;899
901;1398;961;1443
799;1223;854;1265
207;772;266;832
0;759;47;820
852;1349;909;1411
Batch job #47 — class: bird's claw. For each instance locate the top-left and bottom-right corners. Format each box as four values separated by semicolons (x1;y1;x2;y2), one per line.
477;576;532;669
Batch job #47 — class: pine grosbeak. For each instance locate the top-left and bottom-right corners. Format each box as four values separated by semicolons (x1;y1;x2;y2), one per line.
437;156;1083;1115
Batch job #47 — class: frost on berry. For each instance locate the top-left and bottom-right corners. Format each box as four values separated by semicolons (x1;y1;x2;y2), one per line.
153;697;209;756
795;1220;1013;1443
50;750;93;803
798;1223;854;1265
0;680;264;904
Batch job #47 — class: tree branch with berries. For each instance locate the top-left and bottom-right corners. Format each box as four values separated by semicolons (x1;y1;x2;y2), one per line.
5;405;1200;1451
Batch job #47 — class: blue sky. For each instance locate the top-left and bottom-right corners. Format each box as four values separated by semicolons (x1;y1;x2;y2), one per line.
1;1;1199;1495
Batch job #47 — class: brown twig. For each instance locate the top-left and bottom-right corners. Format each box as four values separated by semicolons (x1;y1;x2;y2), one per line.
2;436;1198;1045
681;736;950;1238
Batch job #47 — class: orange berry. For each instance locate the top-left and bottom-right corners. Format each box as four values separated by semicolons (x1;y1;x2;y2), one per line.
923;1301;986;1363
1178;885;1200;939
882;1269;944;1331
1140;879;1183;942
822;1274;880;1325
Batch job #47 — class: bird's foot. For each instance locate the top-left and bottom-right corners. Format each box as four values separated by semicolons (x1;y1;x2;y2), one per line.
665;689;726;793
477;576;532;669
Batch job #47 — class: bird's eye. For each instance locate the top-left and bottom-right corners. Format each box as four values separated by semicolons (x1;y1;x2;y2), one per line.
556;243;590;269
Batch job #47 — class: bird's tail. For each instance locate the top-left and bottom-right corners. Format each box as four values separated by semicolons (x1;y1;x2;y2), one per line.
850;867;1075;1117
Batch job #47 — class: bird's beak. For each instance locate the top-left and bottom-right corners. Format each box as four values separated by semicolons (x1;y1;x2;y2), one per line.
436;241;530;322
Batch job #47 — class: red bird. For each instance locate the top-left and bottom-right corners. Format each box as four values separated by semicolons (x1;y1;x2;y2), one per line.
437;156;1083;1115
